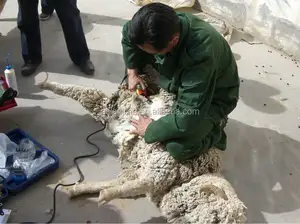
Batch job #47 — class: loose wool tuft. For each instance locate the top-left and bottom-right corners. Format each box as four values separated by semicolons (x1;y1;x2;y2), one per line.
38;73;247;223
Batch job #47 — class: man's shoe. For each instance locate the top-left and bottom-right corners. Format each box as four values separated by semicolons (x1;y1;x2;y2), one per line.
21;62;41;77
79;59;95;75
39;13;52;21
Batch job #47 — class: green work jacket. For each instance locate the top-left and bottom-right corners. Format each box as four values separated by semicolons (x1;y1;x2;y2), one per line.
121;12;239;151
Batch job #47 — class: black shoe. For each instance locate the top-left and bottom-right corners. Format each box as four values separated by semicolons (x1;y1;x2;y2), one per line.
39;13;52;21
79;59;95;75
21;62;41;77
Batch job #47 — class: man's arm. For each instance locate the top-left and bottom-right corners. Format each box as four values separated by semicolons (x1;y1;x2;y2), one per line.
121;21;153;70
144;53;217;143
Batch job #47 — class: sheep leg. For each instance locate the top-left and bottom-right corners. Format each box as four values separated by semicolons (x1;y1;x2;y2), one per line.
67;169;138;198
98;179;148;205
38;81;107;101
37;81;109;121
67;180;121;198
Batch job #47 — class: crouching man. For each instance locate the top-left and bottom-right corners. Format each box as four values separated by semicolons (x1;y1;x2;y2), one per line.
122;3;240;161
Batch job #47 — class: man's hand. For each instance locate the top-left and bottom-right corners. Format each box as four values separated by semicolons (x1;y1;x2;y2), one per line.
130;113;153;136
127;69;145;91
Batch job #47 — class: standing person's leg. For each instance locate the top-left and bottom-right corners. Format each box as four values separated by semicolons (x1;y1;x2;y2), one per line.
52;0;95;75
17;0;42;76
40;0;54;21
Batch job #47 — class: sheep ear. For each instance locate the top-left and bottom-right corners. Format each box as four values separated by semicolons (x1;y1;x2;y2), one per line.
199;184;228;200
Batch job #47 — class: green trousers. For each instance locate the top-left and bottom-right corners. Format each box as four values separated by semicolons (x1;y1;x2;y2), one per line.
165;117;227;161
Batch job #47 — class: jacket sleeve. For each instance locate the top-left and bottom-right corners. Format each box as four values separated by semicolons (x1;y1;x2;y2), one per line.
121;21;154;69
144;52;217;144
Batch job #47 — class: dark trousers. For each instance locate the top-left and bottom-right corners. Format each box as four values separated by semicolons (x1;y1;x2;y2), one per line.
17;0;90;65
41;0;54;15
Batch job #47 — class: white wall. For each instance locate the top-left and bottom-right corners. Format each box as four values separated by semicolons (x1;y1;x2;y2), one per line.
197;0;300;59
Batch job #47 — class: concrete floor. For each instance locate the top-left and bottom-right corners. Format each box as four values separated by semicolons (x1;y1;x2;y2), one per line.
1;0;300;223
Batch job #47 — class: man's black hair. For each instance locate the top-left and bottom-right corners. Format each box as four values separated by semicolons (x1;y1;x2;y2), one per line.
127;3;180;51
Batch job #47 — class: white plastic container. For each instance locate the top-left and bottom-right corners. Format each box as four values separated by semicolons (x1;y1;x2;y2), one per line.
4;56;18;95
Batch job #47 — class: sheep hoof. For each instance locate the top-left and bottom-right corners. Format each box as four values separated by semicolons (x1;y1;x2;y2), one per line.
46;183;57;189
97;200;107;207
98;189;110;205
36;81;45;88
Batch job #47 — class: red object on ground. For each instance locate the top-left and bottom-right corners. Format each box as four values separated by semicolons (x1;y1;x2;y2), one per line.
0;75;17;112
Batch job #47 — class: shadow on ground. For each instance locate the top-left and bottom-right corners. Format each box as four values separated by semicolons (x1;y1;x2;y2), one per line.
8;187;124;223
223;119;300;223
0;12;129;101
239;78;286;114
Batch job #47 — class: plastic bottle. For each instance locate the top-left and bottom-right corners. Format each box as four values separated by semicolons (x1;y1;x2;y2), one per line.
4;54;18;95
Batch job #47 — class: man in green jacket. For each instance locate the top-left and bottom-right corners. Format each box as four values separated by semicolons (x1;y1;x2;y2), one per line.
122;3;240;161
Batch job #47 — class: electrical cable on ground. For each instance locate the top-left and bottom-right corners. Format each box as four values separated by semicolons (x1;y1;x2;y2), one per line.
19;123;106;224
45;123;106;223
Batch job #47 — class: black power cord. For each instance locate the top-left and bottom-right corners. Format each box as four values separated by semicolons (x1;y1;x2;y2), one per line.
46;124;106;223
20;123;106;224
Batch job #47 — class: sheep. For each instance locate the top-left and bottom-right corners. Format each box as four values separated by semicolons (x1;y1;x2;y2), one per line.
39;75;223;200
38;73;247;223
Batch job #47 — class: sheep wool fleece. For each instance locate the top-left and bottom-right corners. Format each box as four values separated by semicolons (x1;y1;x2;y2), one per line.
122;12;240;161
39;80;247;223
